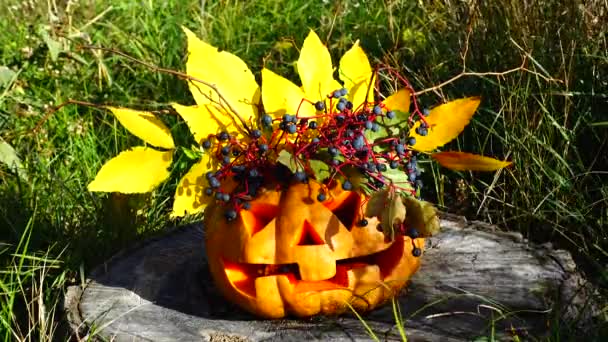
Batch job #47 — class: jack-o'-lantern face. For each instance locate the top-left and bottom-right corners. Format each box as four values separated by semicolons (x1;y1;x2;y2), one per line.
204;182;423;319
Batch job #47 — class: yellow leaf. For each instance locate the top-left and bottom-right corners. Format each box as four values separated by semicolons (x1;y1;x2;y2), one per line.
172;103;246;144
182;27;260;120
171;154;214;217
261;68;315;119
409;97;481;152
382;88;411;114
88;147;172;193
339;40;374;108
297;30;336;101
106;107;174;149
431;151;513;171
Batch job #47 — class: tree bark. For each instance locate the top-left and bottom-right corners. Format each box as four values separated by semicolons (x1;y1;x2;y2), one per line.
64;215;600;341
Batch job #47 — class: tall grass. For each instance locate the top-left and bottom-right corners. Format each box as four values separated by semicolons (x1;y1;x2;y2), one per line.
0;0;606;340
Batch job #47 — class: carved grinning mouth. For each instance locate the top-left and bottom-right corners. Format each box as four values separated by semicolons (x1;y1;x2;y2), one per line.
223;236;406;298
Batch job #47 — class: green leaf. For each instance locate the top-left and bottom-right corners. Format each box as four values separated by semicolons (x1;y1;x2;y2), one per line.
401;196;440;237
381;168;414;191
309;159;331;181
0;66;16;88
39;27;63;62
365;189;406;240
277;150;302;173
364;122;390;142
181;146;202;160
384;110;410;130
0;137;27;181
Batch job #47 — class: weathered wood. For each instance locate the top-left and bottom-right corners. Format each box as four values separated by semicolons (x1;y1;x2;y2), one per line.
64;216;600;341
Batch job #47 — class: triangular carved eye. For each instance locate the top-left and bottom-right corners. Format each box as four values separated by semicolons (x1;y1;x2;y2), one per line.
297;220;325;246
323;191;360;230
240;203;279;236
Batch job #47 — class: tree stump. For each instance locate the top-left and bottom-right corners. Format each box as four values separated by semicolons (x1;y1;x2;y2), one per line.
64;215;599;341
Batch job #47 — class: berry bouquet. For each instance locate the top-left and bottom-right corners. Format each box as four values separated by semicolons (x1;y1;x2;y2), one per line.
88;29;511;318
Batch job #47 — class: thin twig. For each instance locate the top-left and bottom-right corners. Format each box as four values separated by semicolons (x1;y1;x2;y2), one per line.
68;41;250;133
414;38;562;96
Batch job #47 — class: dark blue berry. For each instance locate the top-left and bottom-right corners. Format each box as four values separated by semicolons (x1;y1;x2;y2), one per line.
314;101;325;111
248;169;259;178
309;121;318;129
225;209;237;221
353;135;365;150
317;193;327;202
345;101;353;110
328;147;339;156
218;132;230;141
215;192;224;200
412;247;422;257
367;162;377;172
395;144;406;155
386;111;396;119
409;172;416;182
258;144;269;153
358;219;368;227
294;171;307;182
204;187;213;196
332;90;342;98
377;163;387;172
337;102;346;111
342;180;353;191
371;122;379;132
261;114;273;127
206;171;215;180
221;146;230;155
222;156;231;164
339;88;348;97
202;140;211;149
390;160;399;169
282;114;294;123
231;165;246;173
336;115;345;124
222;193;230;202
364;121;373;130
408;227;420;239
287;123;297;134
312;137;320;144
373;105;383;115
251;129;262;139
408;137;416;145
242;202;251;210
422;108;430;116
330;159;340;166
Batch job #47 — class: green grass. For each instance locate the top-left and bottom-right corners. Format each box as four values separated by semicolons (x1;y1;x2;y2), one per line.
0;0;606;340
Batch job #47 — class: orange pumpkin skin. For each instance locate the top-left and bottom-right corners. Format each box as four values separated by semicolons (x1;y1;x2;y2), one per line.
204;182;424;319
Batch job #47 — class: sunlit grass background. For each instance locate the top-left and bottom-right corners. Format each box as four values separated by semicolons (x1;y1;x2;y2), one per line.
0;0;606;340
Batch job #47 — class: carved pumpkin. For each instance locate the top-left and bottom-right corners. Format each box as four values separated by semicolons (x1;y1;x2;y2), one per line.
204;181;424;318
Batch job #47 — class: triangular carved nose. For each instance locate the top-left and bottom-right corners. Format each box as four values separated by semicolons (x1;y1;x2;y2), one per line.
297;220;325;246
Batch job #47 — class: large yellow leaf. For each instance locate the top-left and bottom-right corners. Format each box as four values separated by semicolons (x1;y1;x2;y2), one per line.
261;68;315;119
106;107;174;149
171;154;214;217
172;103;246;144
339;40;374;107
431;151;512;171
88;147;172;193
297;30;336;101
409;97;481;152
182;27;260;121
382;88;411;114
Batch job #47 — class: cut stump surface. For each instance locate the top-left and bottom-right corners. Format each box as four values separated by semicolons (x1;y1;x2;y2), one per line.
65;215;599;341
